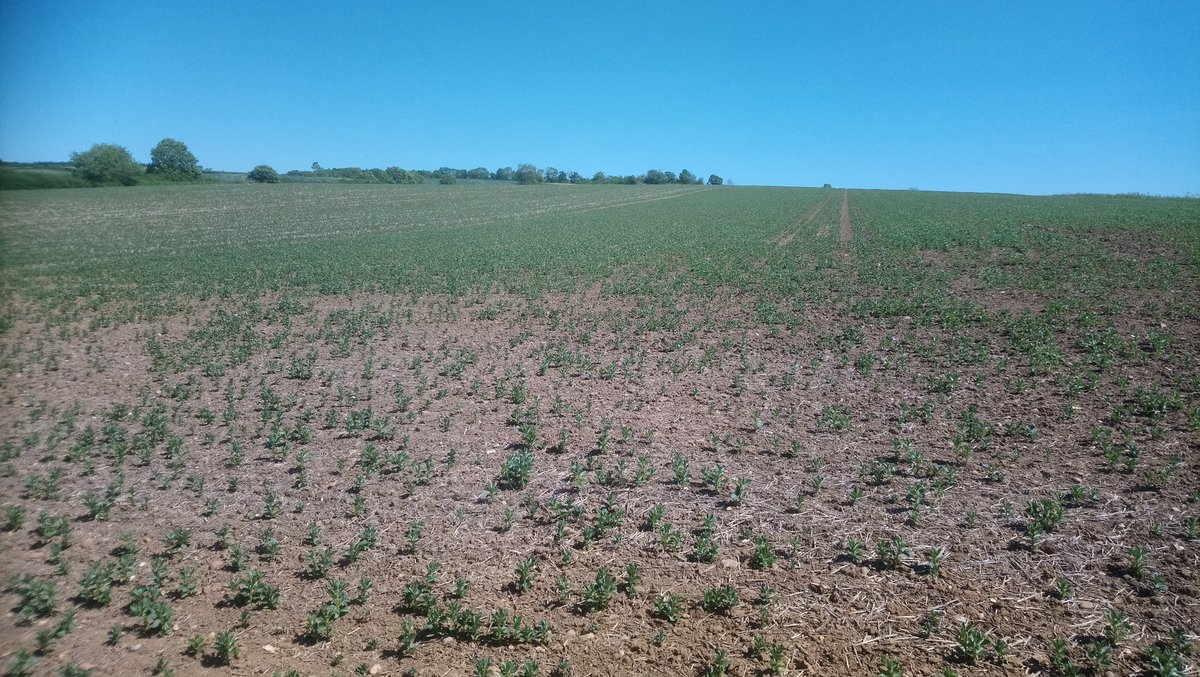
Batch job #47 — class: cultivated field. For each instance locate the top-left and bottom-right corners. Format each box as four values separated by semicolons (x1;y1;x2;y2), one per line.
0;183;1197;676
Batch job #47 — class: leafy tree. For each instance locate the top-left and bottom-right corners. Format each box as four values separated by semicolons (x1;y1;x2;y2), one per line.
147;138;200;180
466;167;490;180
679;169;699;185
71;143;142;186
247;165;279;183
592;171;607;183
493;167;515;181
708;174;724;186
644;169;668;185
516;164;542;185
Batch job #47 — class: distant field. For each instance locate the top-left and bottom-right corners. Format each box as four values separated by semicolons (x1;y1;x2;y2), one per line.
0;183;1197;676
3;183;1196;307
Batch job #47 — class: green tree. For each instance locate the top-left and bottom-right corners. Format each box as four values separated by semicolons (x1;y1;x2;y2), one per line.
644;169;667;184
70;143;142;186
386;166;423;184
708;174;724;186
679;169;699;185
147;138;200;180
247;165;279;183
516;164;542;185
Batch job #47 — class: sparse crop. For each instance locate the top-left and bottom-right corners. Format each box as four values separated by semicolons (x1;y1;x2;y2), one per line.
702;585;739;614
8;575;57;622
654;593;681;623
499;449;535;489
955;623;988;664
581;568;617;612
875;535;908;570
212;629;238;665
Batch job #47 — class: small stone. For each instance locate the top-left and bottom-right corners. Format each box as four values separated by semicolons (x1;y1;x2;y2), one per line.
1078;601;1096;610
566;629;576;637
369;664;383;675
809;578;824;593
581;633;596;640
263;645;278;654
721;558;739;568
128;643;142;652
209;559;224;571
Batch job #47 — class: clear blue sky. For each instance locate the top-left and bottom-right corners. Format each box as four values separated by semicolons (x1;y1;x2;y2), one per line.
1;1;1197;195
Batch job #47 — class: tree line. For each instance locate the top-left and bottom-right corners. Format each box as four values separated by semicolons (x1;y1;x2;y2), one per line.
284;163;723;186
28;138;725;188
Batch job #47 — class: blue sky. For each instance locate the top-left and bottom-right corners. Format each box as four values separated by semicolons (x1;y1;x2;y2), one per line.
1;1;1197;195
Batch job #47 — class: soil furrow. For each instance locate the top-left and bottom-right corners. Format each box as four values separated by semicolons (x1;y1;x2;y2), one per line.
838;190;854;261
